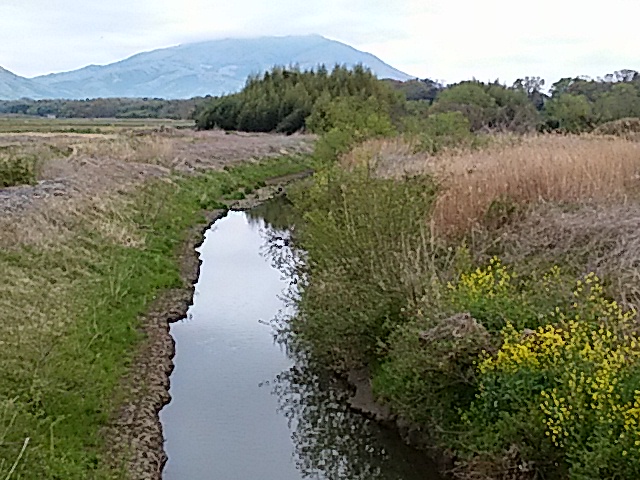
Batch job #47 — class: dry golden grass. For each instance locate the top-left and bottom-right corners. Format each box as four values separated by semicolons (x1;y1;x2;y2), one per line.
345;135;640;236
72;134;178;167
340;137;422;176
0;193;145;251
432;135;640;235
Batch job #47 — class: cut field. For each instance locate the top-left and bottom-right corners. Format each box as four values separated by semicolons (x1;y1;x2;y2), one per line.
0;116;195;134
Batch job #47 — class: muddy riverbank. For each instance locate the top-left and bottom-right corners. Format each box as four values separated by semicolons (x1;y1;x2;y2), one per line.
104;174;311;479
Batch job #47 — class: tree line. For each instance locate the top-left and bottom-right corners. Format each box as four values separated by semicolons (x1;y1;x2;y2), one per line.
0;97;200;120
196;65;640;135
194;65;402;133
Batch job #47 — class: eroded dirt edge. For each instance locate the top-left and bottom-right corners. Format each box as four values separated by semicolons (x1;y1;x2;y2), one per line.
103;174;311;480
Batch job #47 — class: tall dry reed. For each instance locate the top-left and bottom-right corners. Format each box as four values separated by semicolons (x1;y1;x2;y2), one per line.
344;135;640;236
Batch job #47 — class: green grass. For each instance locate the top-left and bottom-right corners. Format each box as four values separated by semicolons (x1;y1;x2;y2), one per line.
0;154;311;478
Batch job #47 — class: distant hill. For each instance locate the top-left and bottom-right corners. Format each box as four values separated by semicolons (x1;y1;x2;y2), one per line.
0;35;412;100
0;67;60;99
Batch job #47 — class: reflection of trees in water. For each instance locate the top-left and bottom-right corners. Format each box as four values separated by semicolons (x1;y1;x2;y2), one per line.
250;200;440;480
252;198;304;348
246;195;299;231
269;364;438;480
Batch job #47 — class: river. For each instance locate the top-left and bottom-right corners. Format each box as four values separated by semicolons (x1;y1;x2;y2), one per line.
159;198;442;480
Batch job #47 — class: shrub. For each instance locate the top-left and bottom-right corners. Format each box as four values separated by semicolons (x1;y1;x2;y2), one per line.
374;312;490;429
594;117;640;141
445;257;572;333
405;112;477;154
373;257;573;435
308;96;396;164
289;167;438;371
0;153;40;187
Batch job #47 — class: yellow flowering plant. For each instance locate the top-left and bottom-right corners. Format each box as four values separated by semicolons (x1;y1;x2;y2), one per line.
464;272;640;478
446;257;569;333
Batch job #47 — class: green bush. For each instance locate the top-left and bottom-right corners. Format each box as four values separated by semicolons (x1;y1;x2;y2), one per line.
373;312;489;429
373;258;572;433
594;117;640;141
445;258;573;333
0;153;40;187
307;96;397;164
405;111;476;154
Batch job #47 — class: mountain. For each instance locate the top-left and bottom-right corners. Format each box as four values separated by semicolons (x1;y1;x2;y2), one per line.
0;67;62;99
0;35;413;100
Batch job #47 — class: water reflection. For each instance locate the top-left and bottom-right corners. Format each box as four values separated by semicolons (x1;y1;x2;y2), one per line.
268;365;440;480
256;197;441;480
246;194;299;232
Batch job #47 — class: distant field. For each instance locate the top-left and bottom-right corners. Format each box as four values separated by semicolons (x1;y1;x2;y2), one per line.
0;116;195;133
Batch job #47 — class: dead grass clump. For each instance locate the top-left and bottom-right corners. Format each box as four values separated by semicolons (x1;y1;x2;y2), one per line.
430;135;640;235
594;118;640;141
339;137;424;176
0;193;145;250
485;203;640;310
339;134;525;180
73;133;177;167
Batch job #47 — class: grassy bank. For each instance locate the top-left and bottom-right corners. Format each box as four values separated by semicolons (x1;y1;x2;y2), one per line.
286;133;640;479
0;154;310;478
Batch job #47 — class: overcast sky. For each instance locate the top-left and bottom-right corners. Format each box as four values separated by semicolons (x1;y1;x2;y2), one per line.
1;0;638;86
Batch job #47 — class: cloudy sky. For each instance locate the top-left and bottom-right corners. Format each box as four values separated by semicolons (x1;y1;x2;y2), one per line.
1;0;638;86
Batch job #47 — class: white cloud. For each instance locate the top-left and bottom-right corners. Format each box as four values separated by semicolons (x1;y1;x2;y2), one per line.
0;0;638;85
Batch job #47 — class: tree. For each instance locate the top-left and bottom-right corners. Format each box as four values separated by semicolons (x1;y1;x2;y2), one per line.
195;64;404;133
594;83;640;122
430;81;539;132
513;76;546;110
430;82;498;130
544;94;594;132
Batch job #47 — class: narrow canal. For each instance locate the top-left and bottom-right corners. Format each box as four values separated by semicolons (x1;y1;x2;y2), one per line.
160;199;442;480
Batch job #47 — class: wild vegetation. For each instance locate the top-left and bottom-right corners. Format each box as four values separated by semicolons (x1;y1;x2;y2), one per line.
206;66;640;478
2;63;640;479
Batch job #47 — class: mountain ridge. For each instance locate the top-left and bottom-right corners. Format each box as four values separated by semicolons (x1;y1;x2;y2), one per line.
0;35;413;100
